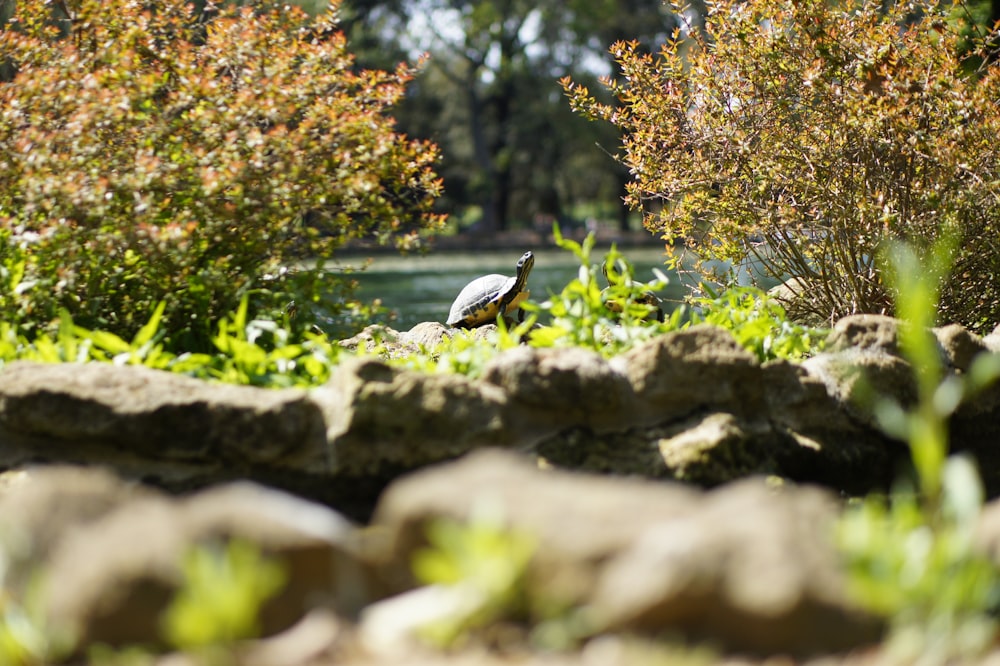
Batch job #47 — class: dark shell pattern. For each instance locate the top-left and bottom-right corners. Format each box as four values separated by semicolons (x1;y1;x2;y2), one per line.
446;274;517;327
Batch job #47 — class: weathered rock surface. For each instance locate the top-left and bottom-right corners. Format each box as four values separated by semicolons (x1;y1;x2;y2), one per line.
11;450;871;660
481;345;633;434
12;451;1000;662
339;322;452;356
0;466;371;653
370;449;701;600
2;315;1000;520
0;360;329;485
316;356;513;477
367;449;882;657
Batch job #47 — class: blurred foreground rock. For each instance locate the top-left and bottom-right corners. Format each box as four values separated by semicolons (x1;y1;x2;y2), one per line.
10;449;1000;662
0;453;885;662
0;466;369;653
367;449;882;657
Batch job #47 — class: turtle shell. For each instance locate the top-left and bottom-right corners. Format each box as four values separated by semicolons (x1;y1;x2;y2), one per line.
447;274;519;327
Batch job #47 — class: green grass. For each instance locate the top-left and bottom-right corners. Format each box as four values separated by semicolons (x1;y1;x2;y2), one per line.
0;231;828;389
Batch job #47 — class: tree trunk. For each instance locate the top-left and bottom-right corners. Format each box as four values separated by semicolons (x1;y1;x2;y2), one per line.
465;67;515;233
467;78;500;233
488;88;514;233
988;0;1000;65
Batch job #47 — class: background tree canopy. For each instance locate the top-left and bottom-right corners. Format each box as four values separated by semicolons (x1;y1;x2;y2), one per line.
340;0;681;233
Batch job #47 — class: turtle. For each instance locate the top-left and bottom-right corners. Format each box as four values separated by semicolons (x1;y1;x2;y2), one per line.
446;251;535;328
601;258;664;323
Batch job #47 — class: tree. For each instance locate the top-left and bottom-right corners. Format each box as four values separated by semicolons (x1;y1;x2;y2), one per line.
345;0;675;232
0;0;443;345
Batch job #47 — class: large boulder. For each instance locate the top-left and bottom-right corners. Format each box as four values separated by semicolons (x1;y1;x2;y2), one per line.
315;357;514;477
0;466;371;652
532;324;902;494
589;478;878;656
0;466;159;585
610;325;765;424
481;345;635;435
366;449;882;657
0;360;328;476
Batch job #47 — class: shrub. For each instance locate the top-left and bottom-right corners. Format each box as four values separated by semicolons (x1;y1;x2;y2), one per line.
523;226;674;357
562;0;1000;332
0;0;444;348
688;285;826;362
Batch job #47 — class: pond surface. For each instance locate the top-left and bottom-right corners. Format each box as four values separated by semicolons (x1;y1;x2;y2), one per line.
341;246;689;330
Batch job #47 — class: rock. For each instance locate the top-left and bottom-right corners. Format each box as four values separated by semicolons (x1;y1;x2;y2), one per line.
535;360;899;495
590;478;882;656
526;326;897;492
610;325;764;424
824;313;989;382
534;412;799;486
0;465;160;584
338;324;403;354
33;475;370;650
368;449;882;657
652;412;790;484
824;314;906;356
984;322;1000;353
533;424;673;476
481;346;634;435
950;371;1000;495
0;360;329;474
763;361;897;494
401;322;453;349
228;608;345;666
340;323;459;357
806;316;1000;496
314;357;514;477
934;323;988;372
369;449;700;602
972;494;1000;567
801;347;917;422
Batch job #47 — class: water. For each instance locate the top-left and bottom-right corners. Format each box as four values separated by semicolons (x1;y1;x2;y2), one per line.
342;246;688;330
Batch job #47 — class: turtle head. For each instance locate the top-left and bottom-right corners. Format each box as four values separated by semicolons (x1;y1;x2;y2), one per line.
509;251;534;298
516;251;534;278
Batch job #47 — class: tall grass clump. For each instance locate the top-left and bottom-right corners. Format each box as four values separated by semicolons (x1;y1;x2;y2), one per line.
837;239;1000;664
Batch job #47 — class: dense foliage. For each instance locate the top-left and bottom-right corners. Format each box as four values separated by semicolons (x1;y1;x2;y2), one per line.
0;0;443;347
563;0;1000;331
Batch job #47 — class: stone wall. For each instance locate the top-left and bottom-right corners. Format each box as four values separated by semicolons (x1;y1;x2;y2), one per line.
3;313;1000;663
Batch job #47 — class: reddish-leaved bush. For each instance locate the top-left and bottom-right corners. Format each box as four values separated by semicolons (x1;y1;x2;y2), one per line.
0;0;444;346
563;0;1000;330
